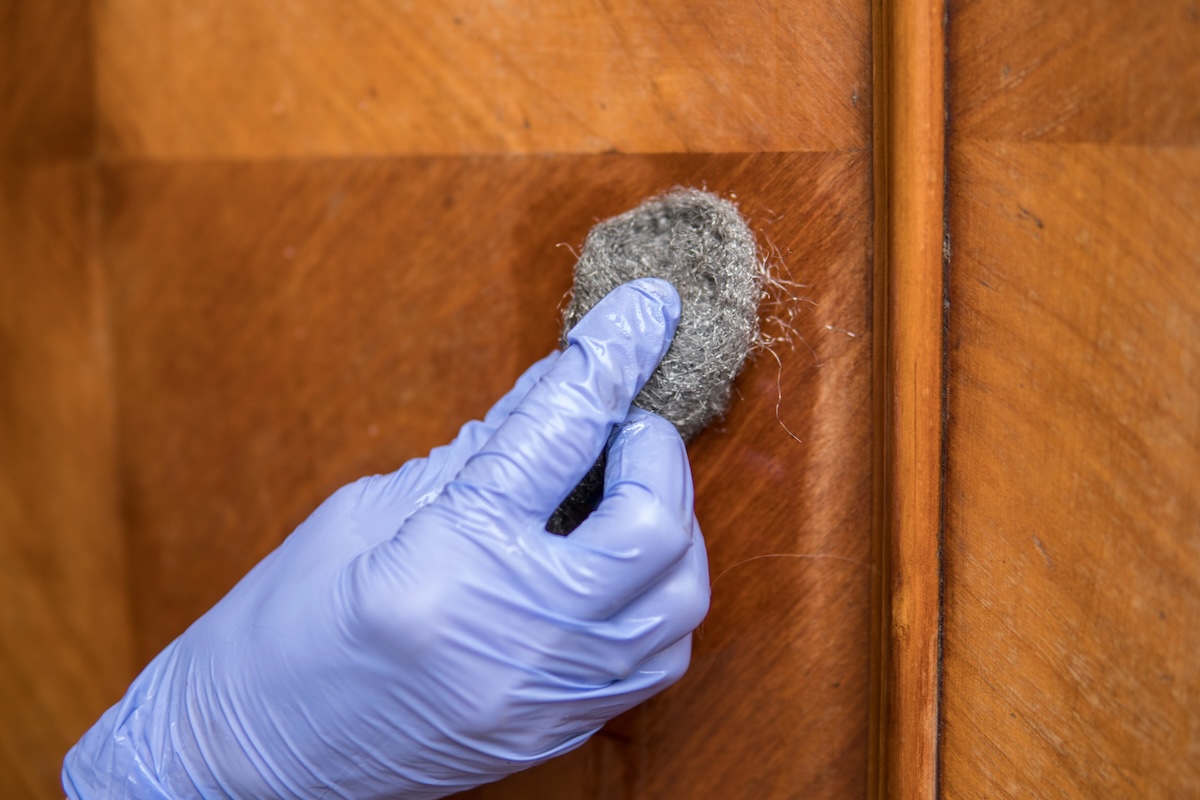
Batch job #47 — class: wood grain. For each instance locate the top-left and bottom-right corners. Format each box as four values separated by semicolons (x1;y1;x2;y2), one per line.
4;0;878;796
0;4;134;799
0;164;134;799
93;0;871;158
942;0;1200;794
950;0;1200;145
941;140;1200;798
0;0;94;159
101;152;874;798
873;0;945;795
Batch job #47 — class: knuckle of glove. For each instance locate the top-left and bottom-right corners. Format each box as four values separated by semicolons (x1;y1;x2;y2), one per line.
341;550;453;662
585;634;645;683
661;640;694;685
623;491;694;567
670;559;712;633
609;653;642;683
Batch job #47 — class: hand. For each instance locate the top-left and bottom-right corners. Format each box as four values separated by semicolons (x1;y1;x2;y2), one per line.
64;279;711;800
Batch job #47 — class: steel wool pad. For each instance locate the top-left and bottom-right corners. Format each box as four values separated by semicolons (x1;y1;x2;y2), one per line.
547;188;764;534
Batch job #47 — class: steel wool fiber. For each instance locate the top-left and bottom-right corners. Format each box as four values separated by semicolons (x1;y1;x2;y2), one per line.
548;188;764;534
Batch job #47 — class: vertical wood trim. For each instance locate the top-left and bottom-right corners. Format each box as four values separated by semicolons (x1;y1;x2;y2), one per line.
872;0;946;796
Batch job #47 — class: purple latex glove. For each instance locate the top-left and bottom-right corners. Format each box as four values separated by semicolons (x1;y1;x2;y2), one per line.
63;278;710;799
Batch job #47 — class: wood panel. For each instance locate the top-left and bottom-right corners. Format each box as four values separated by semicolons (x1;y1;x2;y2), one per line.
0;164;134;798
0;3;134;799
0;0;877;796
93;0;871;158
950;0;1200;145
102;151;874;798
942;0;1200;795
0;0;94;159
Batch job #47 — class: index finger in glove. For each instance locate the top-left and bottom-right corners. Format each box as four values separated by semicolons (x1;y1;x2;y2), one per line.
447;279;680;523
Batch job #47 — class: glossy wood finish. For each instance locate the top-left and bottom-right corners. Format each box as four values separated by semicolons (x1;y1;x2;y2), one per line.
0;163;135;800
873;0;945;795
0;3;136;797
17;1;1197;798
0;0;94;159
94;0;870;158
941;0;1200;795
951;0;1200;145
5;2;881;798
103;151;874;799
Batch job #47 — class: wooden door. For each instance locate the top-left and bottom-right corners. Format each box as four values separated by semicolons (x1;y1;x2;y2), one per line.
2;2;876;797
4;2;1194;799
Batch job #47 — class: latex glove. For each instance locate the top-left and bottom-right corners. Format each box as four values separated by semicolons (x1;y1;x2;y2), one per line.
64;278;710;800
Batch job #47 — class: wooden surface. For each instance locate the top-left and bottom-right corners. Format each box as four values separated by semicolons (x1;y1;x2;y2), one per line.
18;1;1193;797
0;163;135;800
940;0;1200;795
2;1;877;798
950;0;1200;145
104;152;875;799
94;0;870;158
0;3;136;797
0;0;94;159
873;0;945;796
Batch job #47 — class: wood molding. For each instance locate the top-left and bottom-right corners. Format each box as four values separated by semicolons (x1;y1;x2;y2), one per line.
872;0;946;796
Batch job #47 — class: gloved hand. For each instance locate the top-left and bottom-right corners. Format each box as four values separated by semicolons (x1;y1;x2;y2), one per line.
64;278;710;800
